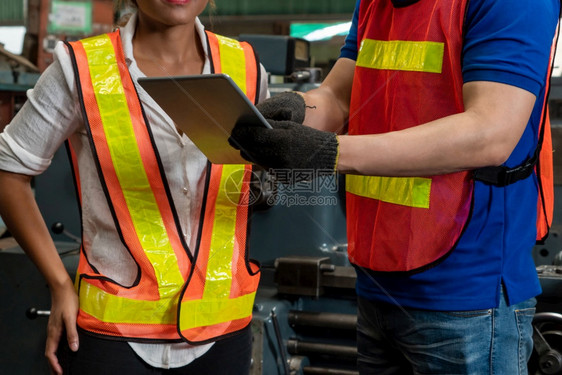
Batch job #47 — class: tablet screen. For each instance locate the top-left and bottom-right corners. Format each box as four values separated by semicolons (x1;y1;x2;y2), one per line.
138;74;271;164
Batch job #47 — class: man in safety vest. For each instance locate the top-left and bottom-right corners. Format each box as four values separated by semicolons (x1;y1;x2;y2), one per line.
230;0;560;373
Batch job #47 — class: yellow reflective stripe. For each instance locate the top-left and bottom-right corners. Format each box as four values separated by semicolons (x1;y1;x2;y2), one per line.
180;292;256;329
346;175;431;209
82;35;184;298
357;39;444;73
203;164;245;300
215;34;247;93
179;165;253;329
79;281;178;324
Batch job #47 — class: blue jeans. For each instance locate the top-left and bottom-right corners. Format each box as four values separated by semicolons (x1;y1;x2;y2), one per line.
356;289;536;375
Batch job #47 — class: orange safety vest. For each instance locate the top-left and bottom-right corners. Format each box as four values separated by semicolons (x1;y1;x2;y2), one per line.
65;30;261;344
345;0;554;273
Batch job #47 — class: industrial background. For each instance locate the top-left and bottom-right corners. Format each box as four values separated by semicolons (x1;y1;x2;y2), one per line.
1;1;562;374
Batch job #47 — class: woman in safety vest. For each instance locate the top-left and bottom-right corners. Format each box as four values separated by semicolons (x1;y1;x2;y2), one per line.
230;0;560;373
0;0;268;374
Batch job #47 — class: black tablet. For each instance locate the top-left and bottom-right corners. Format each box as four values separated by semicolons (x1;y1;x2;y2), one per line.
138;74;271;164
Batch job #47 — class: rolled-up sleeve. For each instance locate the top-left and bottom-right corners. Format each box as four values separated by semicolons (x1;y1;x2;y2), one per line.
0;42;81;176
0;132;51;174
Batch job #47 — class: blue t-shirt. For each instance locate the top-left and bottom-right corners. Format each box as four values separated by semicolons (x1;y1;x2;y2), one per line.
341;0;560;310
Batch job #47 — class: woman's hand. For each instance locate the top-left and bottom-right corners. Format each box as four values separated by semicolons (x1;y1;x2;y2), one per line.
46;278;79;375
0;171;79;374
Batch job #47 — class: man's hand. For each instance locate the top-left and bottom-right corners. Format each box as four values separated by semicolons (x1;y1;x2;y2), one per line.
256;92;306;123
229;120;339;172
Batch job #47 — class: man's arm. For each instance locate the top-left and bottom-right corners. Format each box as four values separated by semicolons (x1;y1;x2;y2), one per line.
229;79;536;175
336;80;536;176
301;58;356;134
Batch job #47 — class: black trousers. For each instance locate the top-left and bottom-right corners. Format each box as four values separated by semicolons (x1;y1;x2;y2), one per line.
57;326;253;375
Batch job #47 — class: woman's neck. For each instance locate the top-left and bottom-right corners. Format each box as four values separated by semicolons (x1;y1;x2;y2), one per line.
132;19;205;77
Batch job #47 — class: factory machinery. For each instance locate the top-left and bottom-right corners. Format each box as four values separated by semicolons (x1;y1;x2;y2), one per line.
3;37;562;375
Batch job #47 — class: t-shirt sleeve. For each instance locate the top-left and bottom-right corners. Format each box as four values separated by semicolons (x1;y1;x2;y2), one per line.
462;0;559;96
339;0;361;60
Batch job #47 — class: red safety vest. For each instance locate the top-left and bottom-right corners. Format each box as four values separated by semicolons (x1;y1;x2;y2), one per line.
345;0;554;273
65;30;260;344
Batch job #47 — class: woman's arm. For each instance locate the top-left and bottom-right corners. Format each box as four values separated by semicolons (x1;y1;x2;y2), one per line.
0;171;79;375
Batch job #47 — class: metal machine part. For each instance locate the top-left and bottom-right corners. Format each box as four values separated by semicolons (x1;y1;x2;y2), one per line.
0;242;78;375
274;256;355;298
530;311;562;375
289;67;323;84
287;314;358;375
253;257;359;375
288;311;357;331
286;339;357;361
238;34;311;77
530;267;562;374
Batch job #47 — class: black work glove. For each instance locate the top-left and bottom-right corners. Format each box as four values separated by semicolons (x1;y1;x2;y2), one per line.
256;92;306;123
229;120;339;172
